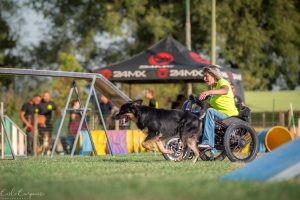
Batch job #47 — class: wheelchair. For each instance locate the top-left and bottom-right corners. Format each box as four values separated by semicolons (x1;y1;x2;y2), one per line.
163;95;259;162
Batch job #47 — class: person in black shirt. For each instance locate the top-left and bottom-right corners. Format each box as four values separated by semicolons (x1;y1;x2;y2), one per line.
99;95;112;119
38;91;58;130
99;95;118;129
144;88;159;108
20;95;42;155
38;91;59;155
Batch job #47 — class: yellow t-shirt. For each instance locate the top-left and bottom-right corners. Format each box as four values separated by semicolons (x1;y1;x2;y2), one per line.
208;79;239;116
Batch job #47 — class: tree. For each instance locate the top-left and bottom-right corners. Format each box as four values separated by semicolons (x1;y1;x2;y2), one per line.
216;0;300;90
0;0;19;87
28;0;300;90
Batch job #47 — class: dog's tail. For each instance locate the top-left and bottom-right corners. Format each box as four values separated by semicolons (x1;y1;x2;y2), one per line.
177;117;201;138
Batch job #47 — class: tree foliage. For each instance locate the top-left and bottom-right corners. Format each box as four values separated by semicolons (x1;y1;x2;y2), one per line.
0;0;19;87
1;0;300;121
217;0;300;90
27;0;300;90
1;0;300;91
50;52;87;109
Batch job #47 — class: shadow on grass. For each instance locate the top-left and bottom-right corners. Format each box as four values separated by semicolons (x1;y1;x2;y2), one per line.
99;157;167;163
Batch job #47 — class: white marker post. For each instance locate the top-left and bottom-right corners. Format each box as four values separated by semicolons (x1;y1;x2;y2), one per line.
290;103;297;138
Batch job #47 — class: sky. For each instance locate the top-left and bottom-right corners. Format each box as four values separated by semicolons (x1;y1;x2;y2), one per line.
17;7;50;46
1;0;52;47
14;6;124;49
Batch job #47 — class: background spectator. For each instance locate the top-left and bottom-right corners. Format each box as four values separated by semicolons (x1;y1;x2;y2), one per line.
144;88;159;108
38;91;59;155
99;94;119;129
171;94;186;109
20;94;41;155
66;99;87;153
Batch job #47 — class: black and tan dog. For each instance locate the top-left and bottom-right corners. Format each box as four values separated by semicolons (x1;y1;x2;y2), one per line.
113;99;202;162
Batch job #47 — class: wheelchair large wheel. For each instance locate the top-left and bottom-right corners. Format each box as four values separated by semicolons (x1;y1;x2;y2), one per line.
163;137;191;161
224;121;259;162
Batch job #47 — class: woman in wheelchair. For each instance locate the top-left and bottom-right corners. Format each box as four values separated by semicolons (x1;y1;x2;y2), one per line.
198;65;239;149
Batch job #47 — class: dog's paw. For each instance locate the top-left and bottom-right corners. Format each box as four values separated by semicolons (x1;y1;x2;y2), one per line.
174;157;183;162
192;157;199;163
166;150;174;154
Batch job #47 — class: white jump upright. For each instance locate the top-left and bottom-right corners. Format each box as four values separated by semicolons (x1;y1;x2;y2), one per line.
0;102;17;160
2;115;27;157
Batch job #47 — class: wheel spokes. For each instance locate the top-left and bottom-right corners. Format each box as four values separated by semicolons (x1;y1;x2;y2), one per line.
230;128;254;160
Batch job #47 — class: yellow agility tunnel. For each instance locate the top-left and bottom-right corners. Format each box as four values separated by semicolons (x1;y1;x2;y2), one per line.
258;126;293;152
77;130;151;155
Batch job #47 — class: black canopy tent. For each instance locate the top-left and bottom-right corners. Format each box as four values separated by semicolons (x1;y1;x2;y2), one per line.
93;35;244;99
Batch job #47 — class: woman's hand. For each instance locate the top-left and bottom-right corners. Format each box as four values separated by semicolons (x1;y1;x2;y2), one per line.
199;91;211;100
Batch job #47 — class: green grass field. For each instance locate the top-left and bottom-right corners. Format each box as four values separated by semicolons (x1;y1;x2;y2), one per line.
245;91;300;112
0;153;299;200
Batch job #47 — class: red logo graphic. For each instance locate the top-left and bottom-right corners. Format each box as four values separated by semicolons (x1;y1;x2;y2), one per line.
148;52;174;65
189;52;210;64
100;69;112;79
157;68;169;78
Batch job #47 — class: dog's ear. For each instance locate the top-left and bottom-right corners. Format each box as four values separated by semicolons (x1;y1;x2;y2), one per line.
132;99;143;107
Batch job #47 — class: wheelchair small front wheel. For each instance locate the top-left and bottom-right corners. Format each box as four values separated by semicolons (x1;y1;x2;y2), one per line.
224;121;259;162
163;137;192;161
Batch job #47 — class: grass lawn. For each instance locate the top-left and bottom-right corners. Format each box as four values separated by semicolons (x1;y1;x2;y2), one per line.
0;153;299;200
245;91;300;112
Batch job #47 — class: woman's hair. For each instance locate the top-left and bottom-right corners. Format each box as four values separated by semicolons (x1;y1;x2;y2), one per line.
203;64;222;80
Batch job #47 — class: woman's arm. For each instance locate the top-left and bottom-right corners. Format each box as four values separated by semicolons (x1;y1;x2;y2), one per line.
199;85;229;100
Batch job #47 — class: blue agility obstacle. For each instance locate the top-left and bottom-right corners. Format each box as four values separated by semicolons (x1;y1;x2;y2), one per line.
222;137;300;181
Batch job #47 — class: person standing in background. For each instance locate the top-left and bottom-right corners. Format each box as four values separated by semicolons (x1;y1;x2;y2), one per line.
144;88;159;108
171;94;186;109
38;91;59;155
99;94;119;129
20;94;42;155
